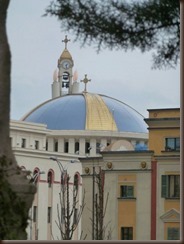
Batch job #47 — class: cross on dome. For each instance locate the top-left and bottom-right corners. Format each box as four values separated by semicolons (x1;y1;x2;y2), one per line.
62;35;70;49
80;74;91;93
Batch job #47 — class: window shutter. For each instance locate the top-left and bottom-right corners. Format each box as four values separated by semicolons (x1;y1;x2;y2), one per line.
161;175;168;198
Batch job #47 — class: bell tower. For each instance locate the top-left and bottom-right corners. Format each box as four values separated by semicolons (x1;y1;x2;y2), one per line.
52;36;74;98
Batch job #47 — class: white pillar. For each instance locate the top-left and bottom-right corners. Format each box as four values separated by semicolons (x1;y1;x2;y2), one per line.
69;138;75;154
52;81;60;99
47;138;54;152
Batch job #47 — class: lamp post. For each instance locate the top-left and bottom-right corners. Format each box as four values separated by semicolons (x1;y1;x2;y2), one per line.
50;155;78;174
50;156;65;173
49;156;70;192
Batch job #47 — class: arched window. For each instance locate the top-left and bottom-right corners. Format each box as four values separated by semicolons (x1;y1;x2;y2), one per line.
62;72;69;88
33;169;39;184
74;174;78;188
61;173;69;185
47;171;53;188
73;173;80;191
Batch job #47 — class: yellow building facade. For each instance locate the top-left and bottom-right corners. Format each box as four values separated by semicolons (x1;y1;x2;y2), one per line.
145;108;180;240
80;108;180;240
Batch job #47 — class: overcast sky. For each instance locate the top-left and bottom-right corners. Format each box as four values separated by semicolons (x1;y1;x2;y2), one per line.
7;0;180;120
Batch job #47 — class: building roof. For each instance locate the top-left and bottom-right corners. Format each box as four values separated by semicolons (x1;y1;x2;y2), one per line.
22;93;148;133
58;48;73;62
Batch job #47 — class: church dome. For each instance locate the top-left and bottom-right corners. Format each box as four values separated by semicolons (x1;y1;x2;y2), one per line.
22;93;147;133
58;49;73;63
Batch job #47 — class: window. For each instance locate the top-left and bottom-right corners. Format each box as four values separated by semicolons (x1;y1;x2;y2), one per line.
74;174;79;191
64;141;69;153
62;72;69;87
54;139;58;152
33;170;39;184
47;171;53;187
120;185;134;198
73;208;78;225
161;175;180;198
96;142;101;154
61;173;64;185
48;207;52;223
21;138;26;148
121;227;133;240
165;137;180;151
33;206;37;222
75;141;79;153
85;142;90;154
35;140;39;150
61;173;69;185
61;173;66;185
107;141;110;147
45;140;48;151
61;207;65;223
10;137;12;146
167;227;180;240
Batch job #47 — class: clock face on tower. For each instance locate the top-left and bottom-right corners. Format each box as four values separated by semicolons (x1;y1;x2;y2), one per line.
62;61;70;69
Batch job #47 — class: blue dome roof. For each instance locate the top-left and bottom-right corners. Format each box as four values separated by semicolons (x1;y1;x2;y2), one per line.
135;143;148;151
22;93;147;133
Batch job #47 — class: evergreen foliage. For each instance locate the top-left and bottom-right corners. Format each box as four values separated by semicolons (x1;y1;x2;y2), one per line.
0;156;29;240
45;0;180;69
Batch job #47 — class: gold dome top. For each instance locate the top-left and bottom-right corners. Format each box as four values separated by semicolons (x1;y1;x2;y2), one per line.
60;48;72;60
58;49;73;65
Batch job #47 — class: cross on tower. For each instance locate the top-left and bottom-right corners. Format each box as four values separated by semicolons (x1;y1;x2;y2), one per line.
62;35;70;49
80;74;91;93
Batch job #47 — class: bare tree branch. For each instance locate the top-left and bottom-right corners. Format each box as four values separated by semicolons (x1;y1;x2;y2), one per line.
52;170;86;240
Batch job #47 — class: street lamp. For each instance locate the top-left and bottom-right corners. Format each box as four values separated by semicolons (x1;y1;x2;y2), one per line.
50;156;67;193
50;156;65;173
50;156;79;172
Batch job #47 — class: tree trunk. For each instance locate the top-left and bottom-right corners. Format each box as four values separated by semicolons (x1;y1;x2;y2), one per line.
0;0;36;240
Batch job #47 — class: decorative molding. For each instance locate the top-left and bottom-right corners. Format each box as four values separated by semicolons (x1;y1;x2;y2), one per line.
84;167;90;174
140;161;147;169
106;162;113;170
160;208;180;222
